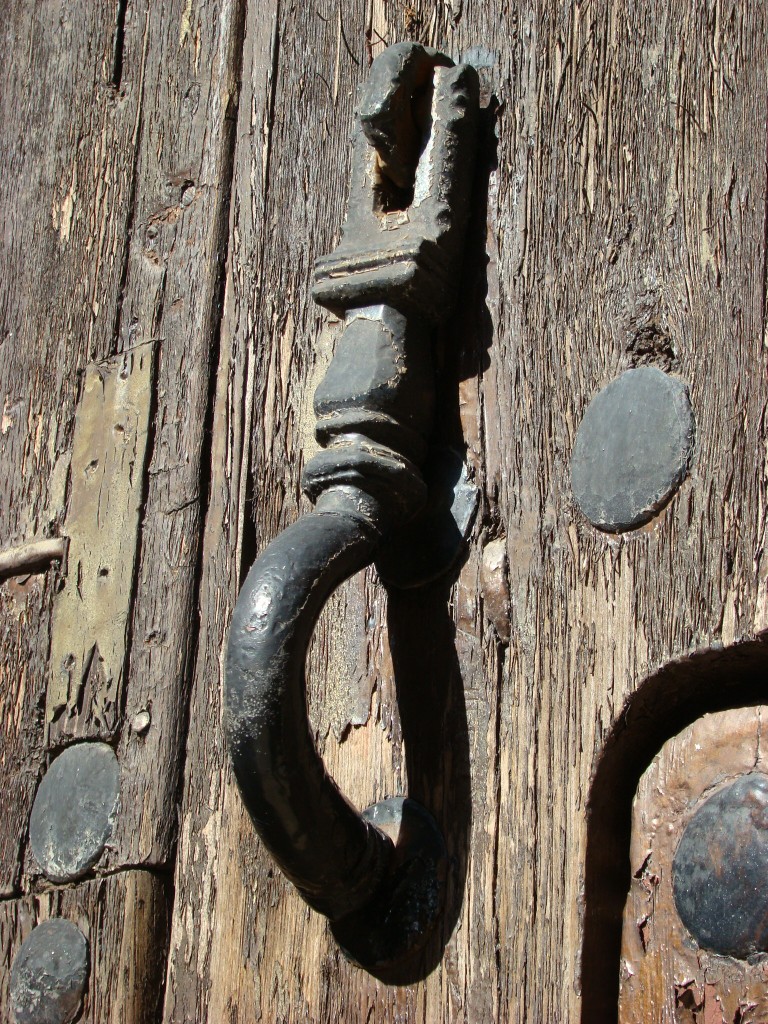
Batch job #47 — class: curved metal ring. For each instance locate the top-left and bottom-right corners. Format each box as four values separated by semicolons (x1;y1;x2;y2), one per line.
224;492;391;921
225;486;449;970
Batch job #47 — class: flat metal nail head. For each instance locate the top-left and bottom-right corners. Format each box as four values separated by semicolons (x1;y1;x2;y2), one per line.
570;366;695;531
29;742;120;882
10;919;89;1024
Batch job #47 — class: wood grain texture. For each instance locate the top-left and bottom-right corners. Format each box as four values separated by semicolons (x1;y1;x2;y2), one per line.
0;574;54;898
619;707;768;1023
1;0;243;1019
106;0;245;871
2;0;768;1021
166;1;768;1021
0;0;142;895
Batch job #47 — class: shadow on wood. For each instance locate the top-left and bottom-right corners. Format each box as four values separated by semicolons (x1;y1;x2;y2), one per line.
378;577;472;985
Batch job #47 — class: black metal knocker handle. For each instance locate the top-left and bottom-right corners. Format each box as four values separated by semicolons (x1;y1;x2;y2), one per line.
225;42;479;970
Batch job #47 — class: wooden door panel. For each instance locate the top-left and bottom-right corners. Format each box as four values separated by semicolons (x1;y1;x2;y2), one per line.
2;1;768;1022
1;0;241;1020
0;0;143;897
166;1;768;1021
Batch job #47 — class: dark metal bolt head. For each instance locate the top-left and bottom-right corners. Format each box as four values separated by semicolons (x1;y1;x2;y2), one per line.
10;919;89;1024
673;773;768;959
571;366;695;532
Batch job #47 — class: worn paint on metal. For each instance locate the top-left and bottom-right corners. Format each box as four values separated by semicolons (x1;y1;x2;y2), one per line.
673;773;768;959
29;742;120;882
10;919;89;1024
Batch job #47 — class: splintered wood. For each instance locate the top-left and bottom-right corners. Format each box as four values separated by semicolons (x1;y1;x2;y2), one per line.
1;0;247;1020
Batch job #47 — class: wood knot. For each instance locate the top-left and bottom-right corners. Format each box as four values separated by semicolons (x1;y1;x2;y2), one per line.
625;321;676;371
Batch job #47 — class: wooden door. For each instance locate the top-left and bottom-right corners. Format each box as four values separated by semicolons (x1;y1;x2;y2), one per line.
2;2;768;1022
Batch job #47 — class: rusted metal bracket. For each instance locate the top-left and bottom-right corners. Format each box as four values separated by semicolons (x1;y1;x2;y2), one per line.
225;42;479;971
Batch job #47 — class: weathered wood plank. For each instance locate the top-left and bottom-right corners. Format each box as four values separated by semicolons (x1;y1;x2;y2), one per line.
2;0;245;872
0;575;54;898
0;0;144;894
2;0;245;1019
161;2;283;1018
5;0;766;1021
167;1;768;1021
106;0;246;871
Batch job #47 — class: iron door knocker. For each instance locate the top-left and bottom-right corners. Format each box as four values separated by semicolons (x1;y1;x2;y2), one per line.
225;42;479;970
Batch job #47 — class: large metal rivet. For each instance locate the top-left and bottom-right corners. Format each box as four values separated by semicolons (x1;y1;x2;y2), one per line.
29;742;120;882
570;366;695;532
10;919;89;1024
672;773;768;959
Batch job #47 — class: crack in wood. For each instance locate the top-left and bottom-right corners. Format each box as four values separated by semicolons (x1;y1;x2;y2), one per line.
110;0;129;90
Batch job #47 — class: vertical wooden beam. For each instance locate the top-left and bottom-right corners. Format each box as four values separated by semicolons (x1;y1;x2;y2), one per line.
105;0;246;872
0;0;143;898
2;0;245;1020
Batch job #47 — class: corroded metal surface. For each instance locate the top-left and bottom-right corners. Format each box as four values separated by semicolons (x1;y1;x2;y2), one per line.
619;707;768;1023
673;773;768;958
10;919;89;1024
331;798;447;970
29;743;120;883
312;43;479;322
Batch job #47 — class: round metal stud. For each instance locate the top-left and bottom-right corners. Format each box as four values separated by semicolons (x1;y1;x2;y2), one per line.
10;919;89;1024
673;773;768;958
29;742;120;882
570;366;695;532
